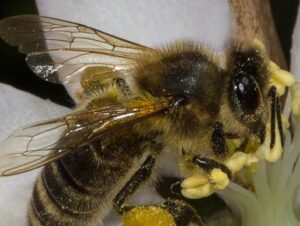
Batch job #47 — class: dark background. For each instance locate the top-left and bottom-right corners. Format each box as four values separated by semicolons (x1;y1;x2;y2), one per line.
0;0;74;107
0;0;299;107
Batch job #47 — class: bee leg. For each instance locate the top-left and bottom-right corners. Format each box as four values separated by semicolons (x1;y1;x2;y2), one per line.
269;86;277;149
191;156;232;180
276;96;284;146
211;122;227;156
113;155;156;214
113;77;131;96
262;86;283;162
160;199;204;226
268;86;284;146
114;155;201;226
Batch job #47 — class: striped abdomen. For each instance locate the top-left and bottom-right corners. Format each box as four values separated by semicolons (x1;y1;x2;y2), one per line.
28;131;145;226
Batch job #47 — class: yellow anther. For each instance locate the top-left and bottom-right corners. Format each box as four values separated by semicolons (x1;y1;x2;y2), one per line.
269;61;296;87
181;175;208;189
253;39;295;95
245;153;260;166
269;60;280;71
123;206;176;226
256;122;282;163
253;38;266;52
270;78;285;96
180;168;230;199
255;123;271;160
226;138;243;154
209;168;230;189
265;126;282;162
181;182;214;199
224;152;248;174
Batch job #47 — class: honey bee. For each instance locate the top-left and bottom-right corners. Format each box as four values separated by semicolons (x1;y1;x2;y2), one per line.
0;15;286;226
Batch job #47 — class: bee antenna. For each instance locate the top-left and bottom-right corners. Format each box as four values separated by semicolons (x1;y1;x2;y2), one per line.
276;96;284;146
268;86;277;149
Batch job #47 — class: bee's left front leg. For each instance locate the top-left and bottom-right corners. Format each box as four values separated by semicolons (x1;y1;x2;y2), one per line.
181;122;248;199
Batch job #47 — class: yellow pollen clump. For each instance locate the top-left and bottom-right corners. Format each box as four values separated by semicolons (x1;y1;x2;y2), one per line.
181;182;213;199
209;168;230;189
180;169;230;199
122;206;176;226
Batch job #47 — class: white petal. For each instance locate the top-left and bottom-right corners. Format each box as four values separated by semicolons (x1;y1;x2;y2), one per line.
36;0;231;49
0;84;70;141
0;84;70;225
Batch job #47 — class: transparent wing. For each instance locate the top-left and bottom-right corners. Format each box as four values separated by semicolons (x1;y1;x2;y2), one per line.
0;15;151;101
0;98;168;176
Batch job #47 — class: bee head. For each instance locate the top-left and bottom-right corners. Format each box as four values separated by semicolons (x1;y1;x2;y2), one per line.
227;46;269;142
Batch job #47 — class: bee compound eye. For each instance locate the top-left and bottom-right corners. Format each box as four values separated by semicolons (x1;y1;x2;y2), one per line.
230;74;260;115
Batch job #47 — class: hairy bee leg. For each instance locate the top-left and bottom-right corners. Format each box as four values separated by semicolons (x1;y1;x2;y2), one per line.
115;156;201;226
211;122;227;156
113;155;156;214
113;77;131;96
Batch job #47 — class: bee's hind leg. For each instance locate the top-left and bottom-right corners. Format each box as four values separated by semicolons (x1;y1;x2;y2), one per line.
113;154;201;226
113;155;156;214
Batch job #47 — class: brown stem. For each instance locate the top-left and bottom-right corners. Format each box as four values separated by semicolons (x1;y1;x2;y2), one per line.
229;0;287;68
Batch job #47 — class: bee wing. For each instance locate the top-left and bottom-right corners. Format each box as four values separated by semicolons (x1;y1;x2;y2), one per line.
0;15;151;101
0;98;168;176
